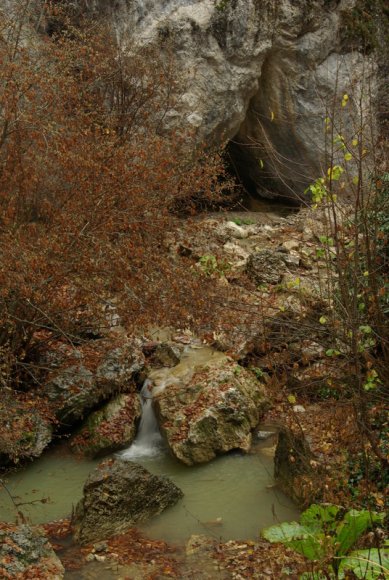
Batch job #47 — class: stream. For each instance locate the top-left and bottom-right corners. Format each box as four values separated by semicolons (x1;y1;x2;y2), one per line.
0;344;299;543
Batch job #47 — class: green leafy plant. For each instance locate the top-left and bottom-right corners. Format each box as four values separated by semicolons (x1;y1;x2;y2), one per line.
262;504;386;577
198;254;231;277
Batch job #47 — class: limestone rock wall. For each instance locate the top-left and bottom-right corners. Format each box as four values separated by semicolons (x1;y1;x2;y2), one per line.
47;0;377;200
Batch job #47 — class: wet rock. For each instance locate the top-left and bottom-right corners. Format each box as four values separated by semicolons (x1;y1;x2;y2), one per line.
0;402;52;466
72;458;183;544
42;339;144;425
274;428;315;506
70;393;142;458
0;523;64;579
246;250;286;285
155;358;268;465
151;342;183;368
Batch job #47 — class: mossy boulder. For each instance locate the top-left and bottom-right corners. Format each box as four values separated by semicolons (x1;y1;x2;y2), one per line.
70;393;142;458
154;358;268;465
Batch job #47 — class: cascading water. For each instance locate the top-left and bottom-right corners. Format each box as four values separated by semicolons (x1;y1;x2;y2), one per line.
120;379;164;459
0;345;299;540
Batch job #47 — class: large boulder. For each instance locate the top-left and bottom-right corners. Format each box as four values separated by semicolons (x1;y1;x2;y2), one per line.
154;358;268;465
69;393;142;458
42;339;144;425
0;523;64;579
72;458;183;544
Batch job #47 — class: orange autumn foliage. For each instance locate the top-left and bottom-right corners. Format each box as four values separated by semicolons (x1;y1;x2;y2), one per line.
0;3;232;388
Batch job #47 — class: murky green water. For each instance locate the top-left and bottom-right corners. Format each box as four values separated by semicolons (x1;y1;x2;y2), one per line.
0;344;298;542
137;442;299;542
0;440;298;542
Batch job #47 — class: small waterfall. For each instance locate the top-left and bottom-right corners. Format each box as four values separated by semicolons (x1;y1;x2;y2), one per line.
121;379;164;459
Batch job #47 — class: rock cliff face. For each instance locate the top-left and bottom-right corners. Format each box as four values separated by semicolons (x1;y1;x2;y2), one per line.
83;0;373;201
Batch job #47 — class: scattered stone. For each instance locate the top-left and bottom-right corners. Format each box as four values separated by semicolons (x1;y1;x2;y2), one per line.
222;221;249;239
72;458;183;544
282;253;300;269
292;405;306;413
223;242;249;262
282;240;300;251
246;250;286;285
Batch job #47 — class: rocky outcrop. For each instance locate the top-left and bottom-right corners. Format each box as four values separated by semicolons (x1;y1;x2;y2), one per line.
72;458;183;544
0;523;64;579
82;0;374;202
42;339;144;425
70;393;142;457
154;358;268;465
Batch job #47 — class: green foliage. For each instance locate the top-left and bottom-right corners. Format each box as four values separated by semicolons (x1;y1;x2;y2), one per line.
338;542;389;579
250;366;265;380
305;177;328;204
262;504;385;576
215;0;230;12
198;254;231;277
340;0;389;52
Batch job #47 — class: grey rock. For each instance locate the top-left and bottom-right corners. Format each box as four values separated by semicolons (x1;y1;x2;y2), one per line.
246;250;286;285
0;524;64;579
274;428;315;504
43;340;145;425
155;358;268;465
0;408;52;465
152;342;183;368
72;458;183;544
82;0;375;202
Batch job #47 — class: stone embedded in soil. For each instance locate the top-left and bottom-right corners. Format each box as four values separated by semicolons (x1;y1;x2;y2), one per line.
0;523;64;579
69;393;142;458
154;358;268;465
246;250;286;285
72;458;183;544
